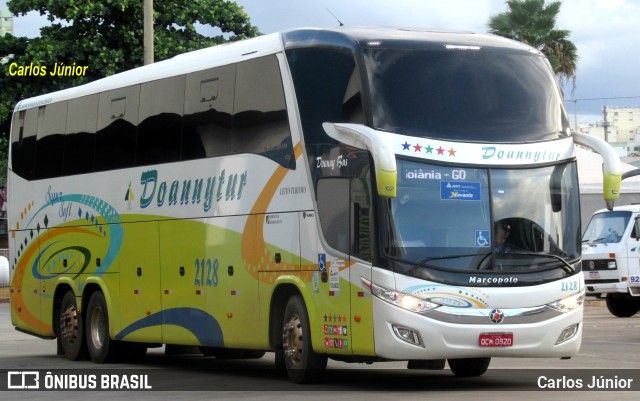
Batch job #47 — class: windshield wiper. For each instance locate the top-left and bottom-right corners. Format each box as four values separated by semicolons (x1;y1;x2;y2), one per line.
507;251;575;274
406;252;575;275
407;253;485;274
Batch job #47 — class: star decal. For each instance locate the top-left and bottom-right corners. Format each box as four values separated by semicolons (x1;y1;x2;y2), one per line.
425;145;433;154
436;146;445;155
402;141;411;150
448;148;456;157
413;143;422;152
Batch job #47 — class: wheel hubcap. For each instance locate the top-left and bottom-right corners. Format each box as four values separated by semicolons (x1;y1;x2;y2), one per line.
282;313;303;365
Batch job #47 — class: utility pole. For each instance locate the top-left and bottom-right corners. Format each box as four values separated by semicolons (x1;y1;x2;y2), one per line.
603;105;608;143
143;0;154;65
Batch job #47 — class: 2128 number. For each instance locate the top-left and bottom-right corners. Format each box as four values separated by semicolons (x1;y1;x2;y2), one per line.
561;281;578;292
195;258;219;287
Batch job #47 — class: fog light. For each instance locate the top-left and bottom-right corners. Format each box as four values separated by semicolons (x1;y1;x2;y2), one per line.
556;323;579;345
392;325;424;347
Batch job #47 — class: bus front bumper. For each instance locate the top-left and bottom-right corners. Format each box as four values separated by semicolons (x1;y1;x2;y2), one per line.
372;296;582;360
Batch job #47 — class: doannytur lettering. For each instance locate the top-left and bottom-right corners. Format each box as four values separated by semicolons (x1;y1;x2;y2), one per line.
139;169;248;212
481;147;561;162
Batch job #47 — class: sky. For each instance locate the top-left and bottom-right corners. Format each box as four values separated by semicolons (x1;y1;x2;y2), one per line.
2;0;640;126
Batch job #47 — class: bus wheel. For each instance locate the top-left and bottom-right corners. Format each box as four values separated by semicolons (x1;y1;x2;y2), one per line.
281;295;327;383
86;291;119;363
58;291;87;360
606;294;640;317
448;357;491;377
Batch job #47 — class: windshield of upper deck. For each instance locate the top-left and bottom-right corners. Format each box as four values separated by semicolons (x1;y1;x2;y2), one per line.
362;46;570;142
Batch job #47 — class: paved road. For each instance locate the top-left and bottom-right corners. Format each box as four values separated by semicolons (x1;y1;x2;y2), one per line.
1;302;640;400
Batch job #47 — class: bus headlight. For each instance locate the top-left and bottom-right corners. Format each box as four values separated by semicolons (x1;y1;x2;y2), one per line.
547;291;585;313
363;279;439;314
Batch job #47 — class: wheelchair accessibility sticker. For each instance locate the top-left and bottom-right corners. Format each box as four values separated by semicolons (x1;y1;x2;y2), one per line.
476;230;490;247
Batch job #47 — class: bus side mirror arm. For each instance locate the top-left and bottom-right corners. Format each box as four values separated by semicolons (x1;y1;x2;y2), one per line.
323;123;397;198
573;132;621;211
635;217;640;241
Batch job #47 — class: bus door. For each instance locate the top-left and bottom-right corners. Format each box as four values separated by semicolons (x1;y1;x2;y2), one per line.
348;176;375;356
315;178;352;355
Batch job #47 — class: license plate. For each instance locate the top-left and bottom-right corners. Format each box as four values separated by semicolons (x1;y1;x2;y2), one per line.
589;271;600;279
479;332;513;347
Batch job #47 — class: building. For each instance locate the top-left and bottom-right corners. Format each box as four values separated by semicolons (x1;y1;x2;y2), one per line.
0;9;13;37
581;106;640;156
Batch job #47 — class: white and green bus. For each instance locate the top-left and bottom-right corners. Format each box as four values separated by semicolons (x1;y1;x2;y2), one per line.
8;27;621;383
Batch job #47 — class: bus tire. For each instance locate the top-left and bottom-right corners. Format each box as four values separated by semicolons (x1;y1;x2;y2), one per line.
448;357;491;377
57;290;88;360
85;291;119;363
282;295;327;383
606;294;640;317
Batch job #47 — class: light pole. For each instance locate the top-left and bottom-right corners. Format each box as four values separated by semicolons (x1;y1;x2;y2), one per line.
564;99;578;133
144;0;153;65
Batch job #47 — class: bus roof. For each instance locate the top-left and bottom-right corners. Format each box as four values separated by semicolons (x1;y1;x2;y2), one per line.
281;26;534;53
14;26;535;112
14;32;284;112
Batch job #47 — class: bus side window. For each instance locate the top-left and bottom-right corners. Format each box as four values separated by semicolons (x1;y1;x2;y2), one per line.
10;109;37;180
35;102;67;179
95;85;140;171
317;178;350;254
137;75;185;166
183;64;235;160
64;94;98;175
233;55;294;169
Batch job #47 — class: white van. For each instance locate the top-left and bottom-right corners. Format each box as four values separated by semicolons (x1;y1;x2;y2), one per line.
582;205;640;316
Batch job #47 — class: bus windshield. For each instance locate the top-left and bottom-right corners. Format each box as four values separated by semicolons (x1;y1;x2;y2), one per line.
582;211;631;244
363;46;570;142
383;159;581;272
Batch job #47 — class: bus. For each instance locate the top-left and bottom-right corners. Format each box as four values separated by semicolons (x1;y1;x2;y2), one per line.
8;27;621;383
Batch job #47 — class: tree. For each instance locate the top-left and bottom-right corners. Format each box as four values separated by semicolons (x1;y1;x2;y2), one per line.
488;0;577;84
1;0;259;189
0;0;260;133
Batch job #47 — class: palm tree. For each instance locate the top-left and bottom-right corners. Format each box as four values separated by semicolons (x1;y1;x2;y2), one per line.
488;0;577;85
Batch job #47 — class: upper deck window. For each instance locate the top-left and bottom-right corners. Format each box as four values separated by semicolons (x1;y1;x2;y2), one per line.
363;47;570;142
